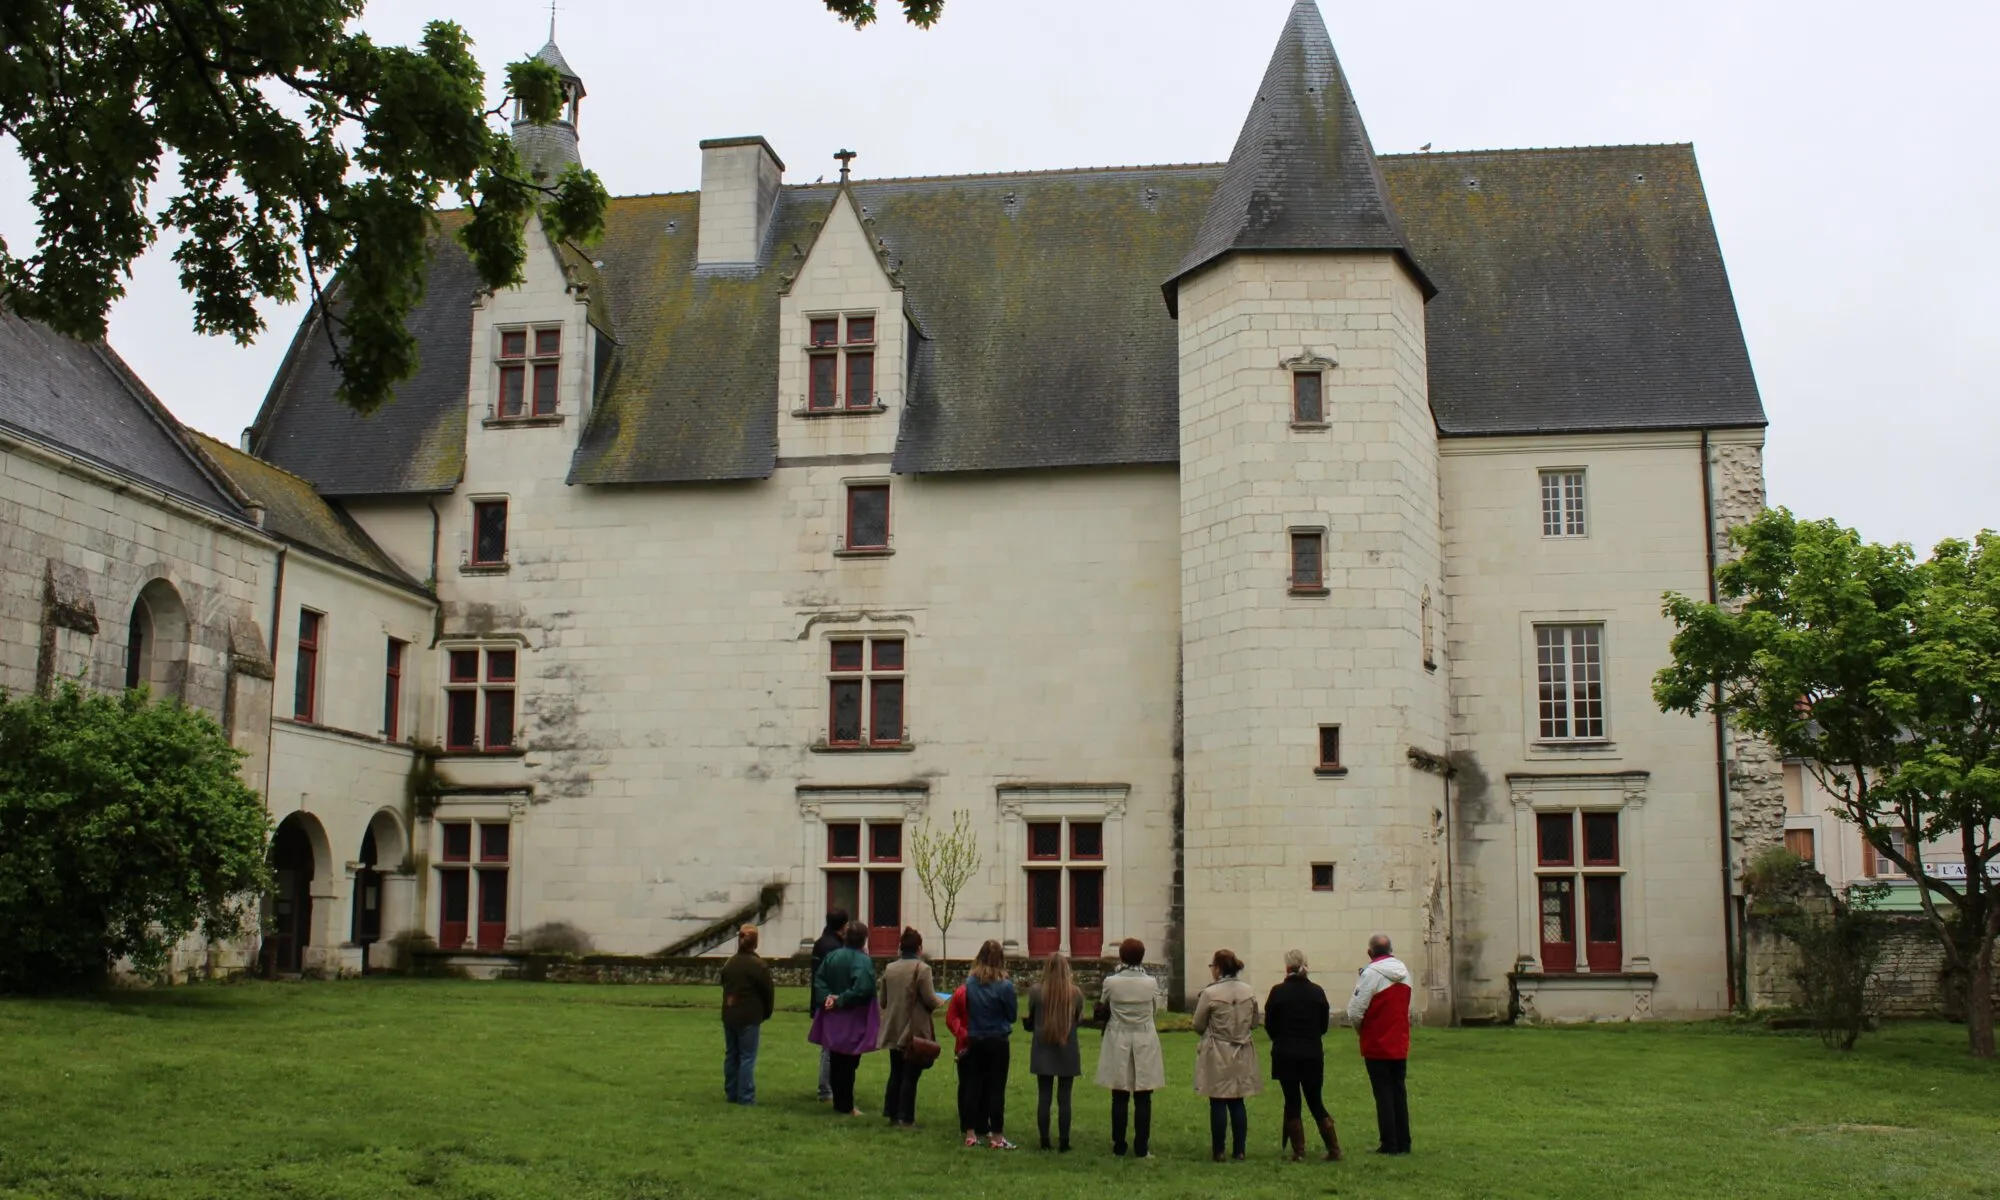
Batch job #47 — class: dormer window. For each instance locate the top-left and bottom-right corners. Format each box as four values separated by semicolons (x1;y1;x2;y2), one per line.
807;314;877;411
498;326;561;418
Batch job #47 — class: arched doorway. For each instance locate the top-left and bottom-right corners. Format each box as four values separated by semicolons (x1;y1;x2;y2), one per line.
352;828;382;971
265;814;320;975
123;579;189;697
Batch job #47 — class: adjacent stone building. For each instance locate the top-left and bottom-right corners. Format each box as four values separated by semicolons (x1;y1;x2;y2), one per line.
7;2;1781;1015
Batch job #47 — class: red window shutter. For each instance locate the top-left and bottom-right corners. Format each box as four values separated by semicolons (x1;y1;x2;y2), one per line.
1069;869;1104;958
1583;875;1621;973
867;872;902;953
438;868;469;950
1538;876;1576;973
1027;870;1061;956
476;868;508;950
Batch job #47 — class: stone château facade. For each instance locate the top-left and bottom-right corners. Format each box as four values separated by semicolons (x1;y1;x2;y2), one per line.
1;2;1780;1017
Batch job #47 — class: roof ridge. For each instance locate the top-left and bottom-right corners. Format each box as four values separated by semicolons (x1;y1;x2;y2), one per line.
1380;142;1693;160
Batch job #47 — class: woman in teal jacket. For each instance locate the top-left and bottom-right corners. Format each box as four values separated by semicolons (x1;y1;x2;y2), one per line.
809;922;881;1115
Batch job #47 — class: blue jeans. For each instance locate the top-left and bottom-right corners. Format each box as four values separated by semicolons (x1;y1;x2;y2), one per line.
724;1023;761;1104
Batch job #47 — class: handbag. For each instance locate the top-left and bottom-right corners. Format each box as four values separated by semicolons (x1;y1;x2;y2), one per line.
903;966;943;1068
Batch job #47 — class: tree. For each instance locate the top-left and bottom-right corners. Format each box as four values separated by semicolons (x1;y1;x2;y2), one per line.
823;0;945;27
1655;508;2000;1058
910;809;981;979
0;683;271;990
0;1;607;414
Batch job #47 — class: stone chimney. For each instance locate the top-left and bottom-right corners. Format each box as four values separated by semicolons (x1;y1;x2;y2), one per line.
697;137;785;268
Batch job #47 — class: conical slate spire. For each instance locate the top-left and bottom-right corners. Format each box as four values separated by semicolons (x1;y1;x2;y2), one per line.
1166;1;1430;308
512;37;585;180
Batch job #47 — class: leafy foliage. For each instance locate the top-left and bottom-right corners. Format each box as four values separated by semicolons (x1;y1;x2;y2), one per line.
1656;508;2000;1056
910;809;980;976
823;0;946;28
0;683;270;991
0;1;608;414
1743;848;1888;1051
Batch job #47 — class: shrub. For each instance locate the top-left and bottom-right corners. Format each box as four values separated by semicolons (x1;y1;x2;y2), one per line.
0;684;271;990
519;922;594;956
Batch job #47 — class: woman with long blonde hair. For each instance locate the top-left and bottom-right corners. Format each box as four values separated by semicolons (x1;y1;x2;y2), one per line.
1024;952;1083;1151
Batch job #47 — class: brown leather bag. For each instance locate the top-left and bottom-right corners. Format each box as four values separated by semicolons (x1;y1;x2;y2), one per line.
903;966;943;1068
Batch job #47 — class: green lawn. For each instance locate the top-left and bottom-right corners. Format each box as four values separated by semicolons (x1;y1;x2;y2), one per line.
1;981;1996;1200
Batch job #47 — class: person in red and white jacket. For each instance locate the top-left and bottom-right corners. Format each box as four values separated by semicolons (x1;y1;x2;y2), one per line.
1345;934;1414;1155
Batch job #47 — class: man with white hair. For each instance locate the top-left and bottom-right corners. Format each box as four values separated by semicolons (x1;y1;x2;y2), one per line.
1346;933;1413;1155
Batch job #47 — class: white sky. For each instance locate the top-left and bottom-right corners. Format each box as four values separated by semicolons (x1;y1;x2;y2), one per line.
2;0;1994;550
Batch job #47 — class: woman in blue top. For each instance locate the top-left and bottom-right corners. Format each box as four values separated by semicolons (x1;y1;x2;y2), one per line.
961;939;1019;1149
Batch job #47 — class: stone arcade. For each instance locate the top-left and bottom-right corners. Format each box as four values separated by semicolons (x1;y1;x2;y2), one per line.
1;2;1780;1017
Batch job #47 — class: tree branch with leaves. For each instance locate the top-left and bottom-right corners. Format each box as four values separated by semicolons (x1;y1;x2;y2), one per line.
910;809;980;981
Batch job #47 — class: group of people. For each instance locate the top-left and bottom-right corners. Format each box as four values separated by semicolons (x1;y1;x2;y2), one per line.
717;911;1416;1163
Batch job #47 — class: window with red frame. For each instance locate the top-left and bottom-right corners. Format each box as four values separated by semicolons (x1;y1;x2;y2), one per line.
497;326;561;418
445;648;517;752
471;500;508;566
806;314;877;410
1023;818;1106;958
294;609;322;722
438;821;471;948
826;637;905;747
1317;725;1342;772
821;819;902;953
476;821;510;949
1535;809;1622;974
1292;370;1324;423
1290;529;1325;593
844;484;890;551
383;637;406;741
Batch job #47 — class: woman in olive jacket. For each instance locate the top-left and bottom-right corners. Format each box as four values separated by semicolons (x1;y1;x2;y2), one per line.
1264;948;1341;1161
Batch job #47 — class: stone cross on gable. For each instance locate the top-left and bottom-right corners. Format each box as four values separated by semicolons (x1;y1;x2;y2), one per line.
835;149;857;183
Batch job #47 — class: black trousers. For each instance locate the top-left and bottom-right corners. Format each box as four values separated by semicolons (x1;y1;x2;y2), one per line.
954;1053;975;1132
1035;1074;1074;1146
827;1051;862;1115
882;1049;927;1123
1366;1057;1411;1153
1277;1059;1332;1123
964;1037;1011;1136
1109;1089;1152;1156
1209;1098;1247;1157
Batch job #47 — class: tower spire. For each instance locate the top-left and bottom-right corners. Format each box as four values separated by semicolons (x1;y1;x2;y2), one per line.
1164;0;1430;311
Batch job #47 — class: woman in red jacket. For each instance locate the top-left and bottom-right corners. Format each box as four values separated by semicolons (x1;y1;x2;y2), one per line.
945;982;975;1146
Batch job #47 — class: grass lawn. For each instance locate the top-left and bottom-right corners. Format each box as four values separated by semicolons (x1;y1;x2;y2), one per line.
1;981;1997;1199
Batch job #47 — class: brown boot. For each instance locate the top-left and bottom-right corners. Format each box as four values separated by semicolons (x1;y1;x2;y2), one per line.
1283;1117;1306;1162
1316;1115;1343;1162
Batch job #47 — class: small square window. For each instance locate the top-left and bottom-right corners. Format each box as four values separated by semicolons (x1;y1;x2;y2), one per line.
1583;812;1619;866
810;318;840;348
1540;470;1587;538
830;640;864;672
472;501;508;566
869;823;902;863
1537;812;1575;867
1071;822;1103;860
534;328;561;358
499;331;527;359
1311;863;1335;891
486;650;517;683
1317;725;1342;771
441;822;472;863
872;640;904;672
847;316;875;345
480;823;510;863
827;823;861;862
1028;822;1061;861
846;485;889;550
449;650;480;683
1293;371;1324;424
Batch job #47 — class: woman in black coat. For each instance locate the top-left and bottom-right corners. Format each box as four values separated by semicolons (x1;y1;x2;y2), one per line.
1264;948;1342;1161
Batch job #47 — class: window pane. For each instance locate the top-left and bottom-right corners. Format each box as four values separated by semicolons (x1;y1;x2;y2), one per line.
1071;822;1103;859
1537;812;1574;866
479;869;508;924
449;650;480;682
1293;371;1323;423
810;318;839;347
1030;871;1061;926
872;640;904;671
1536;626;1569;739
870;823;902;862
298;610;320;646
830;680;863;743
474;502;508;564
1311;863;1335;891
1569;627;1604;739
1071;869;1103;928
486;650;517;682
869;870;901;929
809;354;838;408
845;352;874;408
486;688;515;750
534;328;561;357
499;365;525;417
442;823;472;863
1585;875;1621;949
1291;532;1322;588
384;639;404;741
532;363;558;415
500;331;527;358
481;823;510;862
1583;813;1619;865
847;486;888;548
830;640;864;671
447;689;477;749
826;870;859;918
293;644;316;721
846;316;875;345
1028;822;1061;860
827;823;861;861
440;869;469;920
1542;470;1586;537
1539;876;1576;972
870;679;903;744
1318;725;1341;768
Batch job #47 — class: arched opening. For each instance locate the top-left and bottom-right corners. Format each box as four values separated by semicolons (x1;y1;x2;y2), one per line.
123;579;189;698
263;812;328;975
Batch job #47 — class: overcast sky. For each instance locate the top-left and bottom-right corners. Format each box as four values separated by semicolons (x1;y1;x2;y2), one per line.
2;0;1994;550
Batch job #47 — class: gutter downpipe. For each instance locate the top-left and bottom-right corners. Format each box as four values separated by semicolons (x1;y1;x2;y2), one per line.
1700;429;1740;1011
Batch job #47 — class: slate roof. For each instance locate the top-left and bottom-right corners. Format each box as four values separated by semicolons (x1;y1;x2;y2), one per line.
191;434;425;591
1168;0;1426;308
534;38;582;89
251;215;478;496
0;309;245;515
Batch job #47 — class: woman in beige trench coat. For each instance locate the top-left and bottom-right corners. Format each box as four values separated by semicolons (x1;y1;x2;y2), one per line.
1094;937;1165;1157
1192;947;1262;1162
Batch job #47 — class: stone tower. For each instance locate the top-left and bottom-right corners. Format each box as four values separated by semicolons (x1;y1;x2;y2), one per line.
1168;0;1450;1012
511;30;586;180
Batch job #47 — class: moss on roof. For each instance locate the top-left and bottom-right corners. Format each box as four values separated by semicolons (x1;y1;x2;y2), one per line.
193;433;424;590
